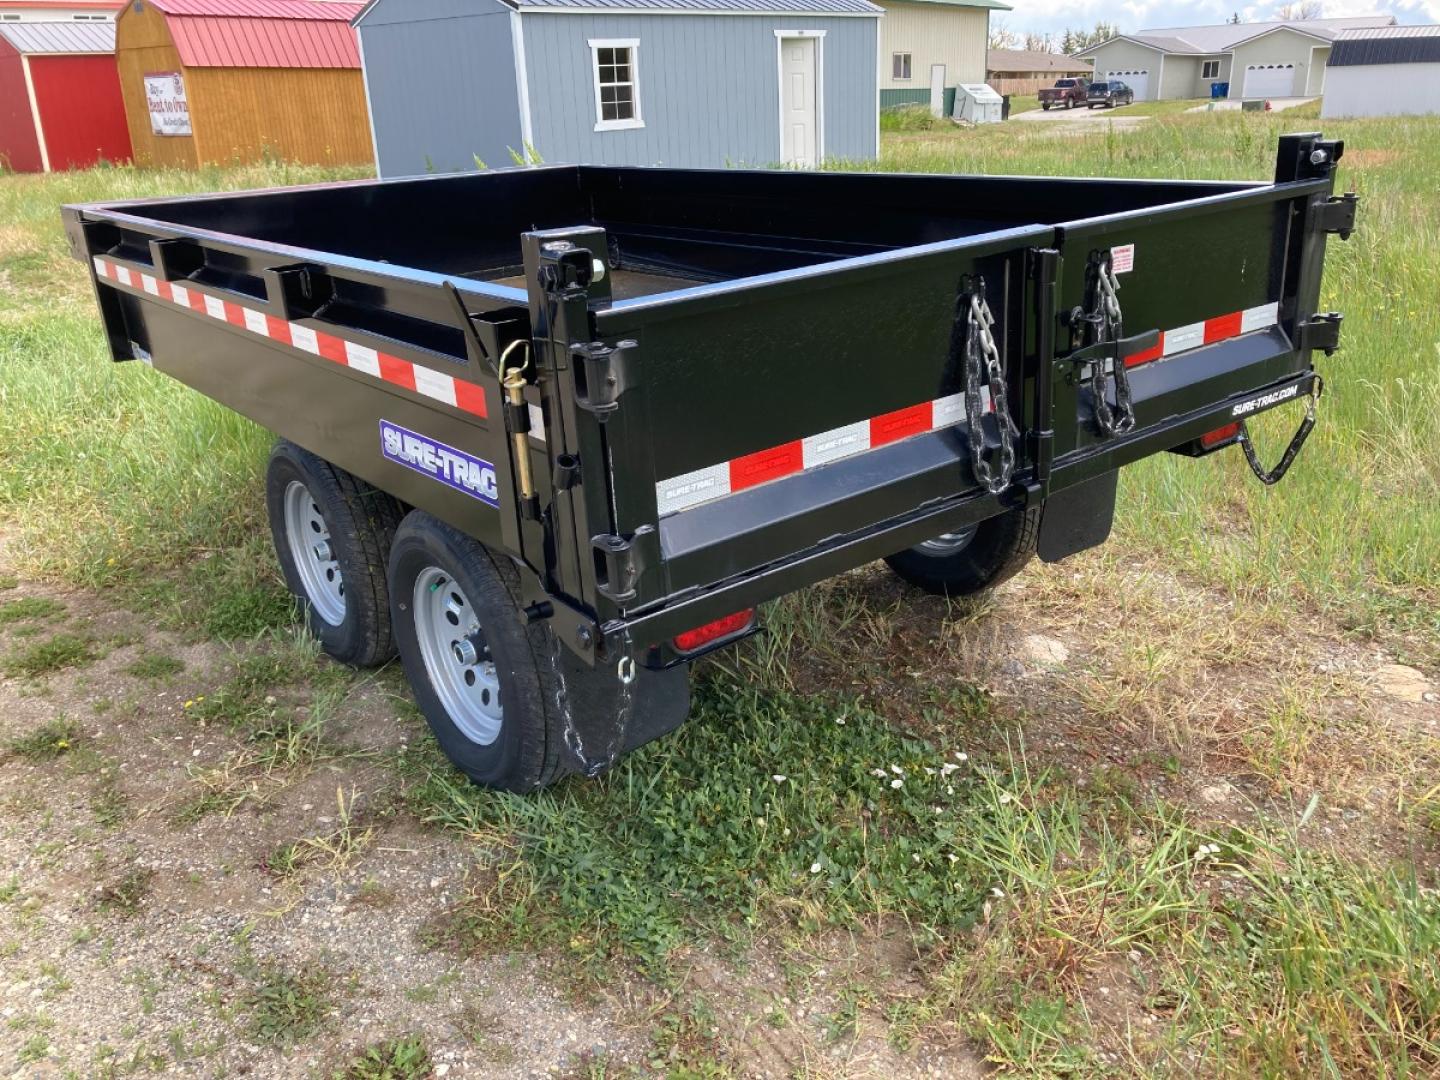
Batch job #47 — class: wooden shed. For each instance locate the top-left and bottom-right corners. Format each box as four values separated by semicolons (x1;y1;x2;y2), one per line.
0;21;131;171
114;0;371;168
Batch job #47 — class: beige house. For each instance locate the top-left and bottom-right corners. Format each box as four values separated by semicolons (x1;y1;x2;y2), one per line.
877;0;1009;116
1075;15;1396;102
986;48;1092;80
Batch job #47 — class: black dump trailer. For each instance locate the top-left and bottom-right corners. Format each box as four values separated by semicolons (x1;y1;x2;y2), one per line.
63;133;1356;790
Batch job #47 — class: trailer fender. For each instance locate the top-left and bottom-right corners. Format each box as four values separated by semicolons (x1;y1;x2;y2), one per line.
1036;472;1118;563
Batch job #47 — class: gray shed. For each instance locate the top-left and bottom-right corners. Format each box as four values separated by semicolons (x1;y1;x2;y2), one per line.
354;0;881;178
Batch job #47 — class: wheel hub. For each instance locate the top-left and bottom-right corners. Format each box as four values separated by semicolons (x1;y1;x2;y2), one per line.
283;481;346;627
917;525;979;555
412;567;502;746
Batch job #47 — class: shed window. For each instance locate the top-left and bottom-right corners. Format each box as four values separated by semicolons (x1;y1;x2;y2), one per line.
590;39;643;131
1201;60;1221;79
892;52;912;80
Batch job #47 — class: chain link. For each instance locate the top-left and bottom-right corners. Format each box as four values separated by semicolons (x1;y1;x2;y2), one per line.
1089;257;1137;437
961;283;1017;494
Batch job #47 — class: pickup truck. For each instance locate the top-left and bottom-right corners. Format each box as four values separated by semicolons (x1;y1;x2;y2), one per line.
63;133;1355;792
1039;78;1089;110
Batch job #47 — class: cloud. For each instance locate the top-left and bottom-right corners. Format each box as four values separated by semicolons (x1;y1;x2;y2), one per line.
996;0;1439;40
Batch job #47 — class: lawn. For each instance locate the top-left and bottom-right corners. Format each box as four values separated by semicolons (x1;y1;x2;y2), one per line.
0;109;1437;1077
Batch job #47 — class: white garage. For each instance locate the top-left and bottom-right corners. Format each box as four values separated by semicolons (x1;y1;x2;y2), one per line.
1104;68;1150;99
1322;25;1440;118
1242;62;1297;98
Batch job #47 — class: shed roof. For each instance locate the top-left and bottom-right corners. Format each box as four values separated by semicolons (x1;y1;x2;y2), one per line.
140;0;363;68
1078;16;1398;58
1331;23;1440;66
0;19;115;52
986;48;1091;73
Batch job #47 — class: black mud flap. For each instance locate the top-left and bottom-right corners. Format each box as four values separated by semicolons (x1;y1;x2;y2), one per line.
1037;472;1118;563
555;650;691;777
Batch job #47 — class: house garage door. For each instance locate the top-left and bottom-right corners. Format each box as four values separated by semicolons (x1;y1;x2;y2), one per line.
1106;69;1149;100
1243;63;1296;98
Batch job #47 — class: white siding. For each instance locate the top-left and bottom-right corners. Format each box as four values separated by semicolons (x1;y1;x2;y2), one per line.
1083;40;1162;99
875;0;987;89
1322;62;1440;118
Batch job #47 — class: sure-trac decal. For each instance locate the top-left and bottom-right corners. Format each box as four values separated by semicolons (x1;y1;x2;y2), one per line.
1231;383;1300;418
380;421;499;507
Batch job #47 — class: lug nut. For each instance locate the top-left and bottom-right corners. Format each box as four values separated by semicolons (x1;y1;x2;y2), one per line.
452;639;479;666
313;541;332;562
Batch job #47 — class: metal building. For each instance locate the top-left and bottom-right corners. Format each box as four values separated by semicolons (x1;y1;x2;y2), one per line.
0;21;131;172
354;0;881;178
1322;25;1440;119
114;0;373;169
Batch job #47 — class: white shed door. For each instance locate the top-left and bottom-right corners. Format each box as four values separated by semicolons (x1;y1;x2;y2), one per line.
1107;69;1149;100
1243;63;1296;98
780;37;817;167
929;64;946;117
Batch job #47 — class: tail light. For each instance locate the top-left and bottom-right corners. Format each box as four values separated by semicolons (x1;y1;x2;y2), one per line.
1200;422;1241;449
672;609;756;654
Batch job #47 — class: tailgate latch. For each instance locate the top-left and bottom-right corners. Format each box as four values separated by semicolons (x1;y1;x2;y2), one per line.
1066;252;1147;438
1316;193;1359;241
1296;312;1344;356
571;339;637;422
591;527;656;605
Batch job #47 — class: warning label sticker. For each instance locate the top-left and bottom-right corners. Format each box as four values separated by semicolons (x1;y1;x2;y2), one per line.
1111;244;1136;273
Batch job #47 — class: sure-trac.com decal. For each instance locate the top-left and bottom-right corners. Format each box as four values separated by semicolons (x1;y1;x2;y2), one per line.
380;420;499;508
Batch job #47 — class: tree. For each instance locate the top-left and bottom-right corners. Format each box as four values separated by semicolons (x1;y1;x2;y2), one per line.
1277;1;1323;18
1023;31;1057;53
1059;21;1120;54
988;18;1019;51
1229;12;1242;23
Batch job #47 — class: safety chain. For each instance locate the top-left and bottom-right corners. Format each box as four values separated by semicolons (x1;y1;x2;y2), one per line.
1089;255;1137;437
1238;376;1324;486
960;280;1018;494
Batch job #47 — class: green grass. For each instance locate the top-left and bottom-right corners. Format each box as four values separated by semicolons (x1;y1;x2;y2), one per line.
332;1034;432;1080
242;962;333;1048
2;632;96;678
7;718;78;761
0;597;64;626
122;651;185;680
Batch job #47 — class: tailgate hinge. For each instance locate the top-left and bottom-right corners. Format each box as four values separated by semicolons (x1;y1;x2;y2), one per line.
591;526;657;605
1296;312;1344;356
1315;193;1359;241
571;339;637;422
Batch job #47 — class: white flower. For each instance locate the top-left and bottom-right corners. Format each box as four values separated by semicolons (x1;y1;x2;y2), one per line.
834;716;846;725
755;817;766;827
1193;843;1222;862
946;785;955;795
912;854;921;863
990;886;1005;898
890;778;904;790
871;768;888;779
940;763;960;777
954;752;969;762
810;862;822;874
890;764;905;775
782;827;791;837
998;792;1015;805
947;853;959;864
772;774;787;783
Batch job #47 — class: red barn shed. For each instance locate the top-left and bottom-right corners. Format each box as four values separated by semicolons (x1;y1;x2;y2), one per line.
0;21;131;172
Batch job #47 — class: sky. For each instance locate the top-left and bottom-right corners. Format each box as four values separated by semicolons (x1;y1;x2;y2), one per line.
995;0;1440;39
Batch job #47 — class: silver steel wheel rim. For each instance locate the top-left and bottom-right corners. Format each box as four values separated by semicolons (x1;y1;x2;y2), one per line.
412;566;502;746
283;481;346;627
917;526;979;555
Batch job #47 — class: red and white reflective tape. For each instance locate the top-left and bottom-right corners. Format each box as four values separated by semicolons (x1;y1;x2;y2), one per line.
656;388;990;517
93;256;487;420
656;299;1283;517
1125;301;1279;368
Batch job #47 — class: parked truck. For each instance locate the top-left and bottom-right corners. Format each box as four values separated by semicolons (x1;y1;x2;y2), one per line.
1039;77;1090;110
63;134;1355;791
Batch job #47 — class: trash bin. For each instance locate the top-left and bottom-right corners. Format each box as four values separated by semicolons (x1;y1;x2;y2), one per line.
1211;81;1230;98
1001;94;1011;121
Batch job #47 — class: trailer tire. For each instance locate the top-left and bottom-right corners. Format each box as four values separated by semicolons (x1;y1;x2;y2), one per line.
884;506;1039;598
387;512;566;793
266;441;403;667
